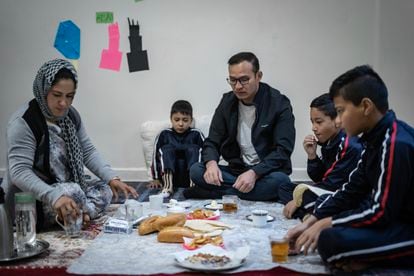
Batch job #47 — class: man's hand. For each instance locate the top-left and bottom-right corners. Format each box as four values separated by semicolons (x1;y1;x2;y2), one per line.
233;169;258;193
53;195;80;222
109;179;139;202
295;217;332;255
283;200;298;219
147;180;162;189
203;161;223;186
303;134;318;160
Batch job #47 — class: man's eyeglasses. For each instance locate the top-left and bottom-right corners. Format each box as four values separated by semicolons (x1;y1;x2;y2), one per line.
226;77;250;86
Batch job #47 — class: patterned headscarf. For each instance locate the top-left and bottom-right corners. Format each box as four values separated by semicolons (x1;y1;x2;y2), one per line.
33;59;85;188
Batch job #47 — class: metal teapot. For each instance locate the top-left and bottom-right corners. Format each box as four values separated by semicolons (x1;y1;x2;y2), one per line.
0;187;14;259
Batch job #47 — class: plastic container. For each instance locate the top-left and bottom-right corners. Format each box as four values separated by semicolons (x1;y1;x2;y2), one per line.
15;192;36;252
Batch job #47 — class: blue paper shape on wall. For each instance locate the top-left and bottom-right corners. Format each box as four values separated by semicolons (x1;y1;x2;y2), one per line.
54;20;81;59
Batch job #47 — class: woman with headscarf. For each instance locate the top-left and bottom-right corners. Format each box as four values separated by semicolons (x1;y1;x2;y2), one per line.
3;59;138;229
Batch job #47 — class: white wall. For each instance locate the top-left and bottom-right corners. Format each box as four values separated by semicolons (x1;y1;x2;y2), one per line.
1;0;413;181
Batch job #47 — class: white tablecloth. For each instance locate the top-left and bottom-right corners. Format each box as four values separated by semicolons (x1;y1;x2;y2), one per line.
67;199;329;275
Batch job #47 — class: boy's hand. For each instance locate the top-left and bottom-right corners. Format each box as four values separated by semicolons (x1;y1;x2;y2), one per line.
295;217;332;255
204;161;223;186
303;134;318;159
147;180;162;189
283;200;298;219
285;215;317;242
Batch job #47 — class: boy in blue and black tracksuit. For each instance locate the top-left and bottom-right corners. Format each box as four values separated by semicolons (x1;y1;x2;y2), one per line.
279;130;361;220
279;94;362;220
287;65;414;271
150;100;204;197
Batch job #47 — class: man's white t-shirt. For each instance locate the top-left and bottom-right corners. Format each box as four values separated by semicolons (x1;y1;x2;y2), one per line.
237;101;260;166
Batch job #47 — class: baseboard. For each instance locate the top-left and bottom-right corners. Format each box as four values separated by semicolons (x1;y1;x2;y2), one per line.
1;167;310;182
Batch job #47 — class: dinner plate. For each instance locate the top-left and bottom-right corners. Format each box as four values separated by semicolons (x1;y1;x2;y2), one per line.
186;210;220;220
204;203;223;210
174;257;244;271
245;214;275;222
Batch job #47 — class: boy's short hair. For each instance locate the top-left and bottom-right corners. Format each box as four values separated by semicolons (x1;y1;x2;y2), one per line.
170;100;193;118
310;93;337;119
329;65;389;113
228;52;260;74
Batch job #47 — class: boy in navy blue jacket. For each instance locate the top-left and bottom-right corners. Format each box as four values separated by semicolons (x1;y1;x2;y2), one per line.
287;65;414;271
149;100;204;197
279;94;361;220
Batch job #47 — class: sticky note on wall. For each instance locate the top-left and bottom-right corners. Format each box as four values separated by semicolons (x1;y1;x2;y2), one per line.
96;12;114;24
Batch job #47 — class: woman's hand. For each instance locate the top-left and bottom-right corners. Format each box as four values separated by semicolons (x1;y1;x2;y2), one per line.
303;134;318;159
146;180;162;189
109;179;139;202
53;195;80;222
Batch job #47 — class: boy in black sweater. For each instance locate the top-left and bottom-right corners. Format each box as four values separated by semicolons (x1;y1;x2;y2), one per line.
287;65;414;271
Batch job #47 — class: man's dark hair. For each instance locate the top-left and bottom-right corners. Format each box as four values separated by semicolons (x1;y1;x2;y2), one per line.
310;93;337;119
228;52;260;73
329;65;388;113
52;68;77;89
170;100;193;118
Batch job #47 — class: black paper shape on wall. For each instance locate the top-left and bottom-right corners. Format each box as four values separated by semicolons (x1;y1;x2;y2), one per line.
126;18;149;72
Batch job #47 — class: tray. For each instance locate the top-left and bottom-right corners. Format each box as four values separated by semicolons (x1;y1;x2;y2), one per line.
0;239;49;262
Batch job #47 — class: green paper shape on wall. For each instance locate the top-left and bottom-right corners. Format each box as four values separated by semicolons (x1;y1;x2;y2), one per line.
96;12;114;24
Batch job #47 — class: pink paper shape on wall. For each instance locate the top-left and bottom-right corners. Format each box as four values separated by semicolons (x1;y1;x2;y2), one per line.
99;22;122;71
108;23;120;49
99;49;122;71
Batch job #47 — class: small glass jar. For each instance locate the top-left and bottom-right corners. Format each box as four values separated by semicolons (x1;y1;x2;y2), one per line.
15;192;36;252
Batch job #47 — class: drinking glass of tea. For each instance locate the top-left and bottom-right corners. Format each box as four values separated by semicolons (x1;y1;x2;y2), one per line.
269;234;289;262
222;195;238;213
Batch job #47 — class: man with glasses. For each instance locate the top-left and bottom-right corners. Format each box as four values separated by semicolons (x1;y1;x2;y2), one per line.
184;52;295;201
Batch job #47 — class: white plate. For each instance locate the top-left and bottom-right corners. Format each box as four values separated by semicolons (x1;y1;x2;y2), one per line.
164;201;192;209
174;257;244;272
245;214;275;222
204;203;223;210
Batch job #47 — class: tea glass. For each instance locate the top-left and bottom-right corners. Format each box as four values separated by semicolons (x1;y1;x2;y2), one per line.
269;234;289;262
222;195;238;213
55;210;83;238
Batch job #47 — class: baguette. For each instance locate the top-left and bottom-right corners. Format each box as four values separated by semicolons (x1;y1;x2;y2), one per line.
153;213;186;231
138;216;161;235
157;226;194;243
